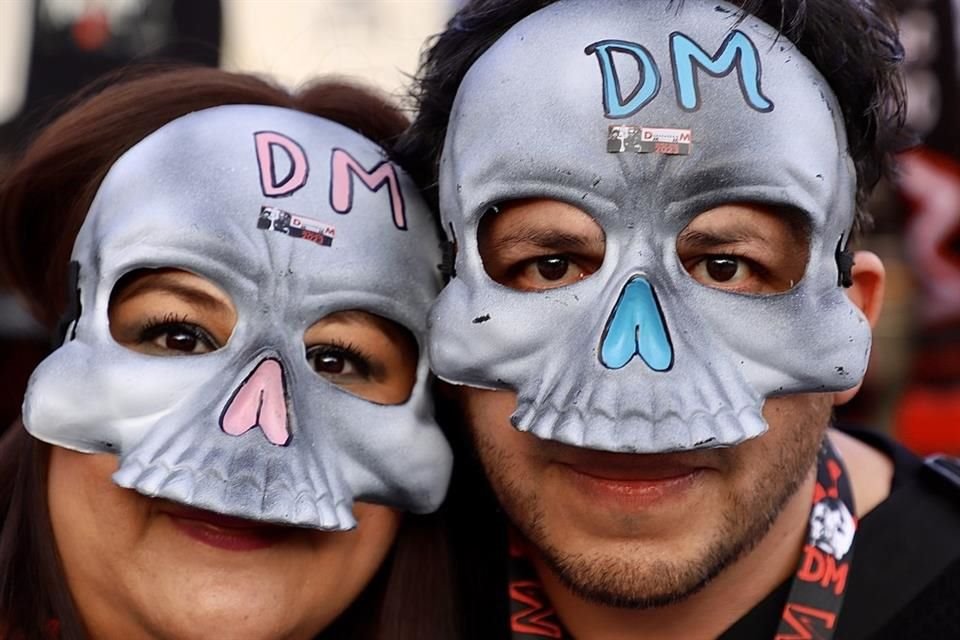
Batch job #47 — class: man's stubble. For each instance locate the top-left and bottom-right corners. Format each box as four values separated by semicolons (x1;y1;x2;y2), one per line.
468;394;831;609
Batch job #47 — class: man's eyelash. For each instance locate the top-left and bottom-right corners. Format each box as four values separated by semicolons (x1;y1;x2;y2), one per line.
705;254;772;278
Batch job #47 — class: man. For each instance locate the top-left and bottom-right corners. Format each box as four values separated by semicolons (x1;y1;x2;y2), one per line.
400;0;960;638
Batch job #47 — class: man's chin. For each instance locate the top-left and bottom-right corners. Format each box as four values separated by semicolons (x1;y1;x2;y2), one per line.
504;454;807;610
527;524;748;609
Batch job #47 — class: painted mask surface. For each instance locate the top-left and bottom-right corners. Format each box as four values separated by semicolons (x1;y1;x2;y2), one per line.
23;105;452;530
430;0;870;453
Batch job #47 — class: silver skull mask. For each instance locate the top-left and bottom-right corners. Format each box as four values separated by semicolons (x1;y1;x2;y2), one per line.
23;105;452;530
430;0;871;453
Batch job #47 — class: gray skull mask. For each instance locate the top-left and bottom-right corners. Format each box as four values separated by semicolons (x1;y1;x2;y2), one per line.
23;105;452;530
431;0;871;453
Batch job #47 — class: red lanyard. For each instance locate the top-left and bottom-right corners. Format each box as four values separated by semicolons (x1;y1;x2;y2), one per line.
775;438;856;639
508;439;857;640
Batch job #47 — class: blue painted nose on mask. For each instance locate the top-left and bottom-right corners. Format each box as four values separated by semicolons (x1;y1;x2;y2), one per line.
600;276;673;371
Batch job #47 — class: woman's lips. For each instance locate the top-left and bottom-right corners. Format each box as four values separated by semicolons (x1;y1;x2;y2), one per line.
162;505;290;551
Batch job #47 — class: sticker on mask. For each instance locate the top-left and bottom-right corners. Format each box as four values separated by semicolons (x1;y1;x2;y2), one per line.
257;206;336;247
607;125;691;155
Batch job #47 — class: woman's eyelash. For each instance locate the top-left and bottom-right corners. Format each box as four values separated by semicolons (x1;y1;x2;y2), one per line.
140;313;189;334
309;338;377;378
138;313;217;349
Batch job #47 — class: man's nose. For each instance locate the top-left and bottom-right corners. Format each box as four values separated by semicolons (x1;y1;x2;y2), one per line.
220;357;291;446
600;275;673;371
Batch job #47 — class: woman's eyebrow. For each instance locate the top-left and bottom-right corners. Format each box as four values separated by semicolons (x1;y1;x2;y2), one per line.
114;275;230;311
322;309;373;326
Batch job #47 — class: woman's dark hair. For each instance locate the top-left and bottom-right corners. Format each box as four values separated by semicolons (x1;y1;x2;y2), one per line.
0;66;457;640
397;0;908;238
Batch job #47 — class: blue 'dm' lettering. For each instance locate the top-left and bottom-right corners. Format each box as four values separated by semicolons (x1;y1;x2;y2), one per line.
670;30;773;112
584;40;661;119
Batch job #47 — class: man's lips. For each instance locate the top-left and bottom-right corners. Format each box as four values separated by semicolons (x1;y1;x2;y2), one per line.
554;450;714;507
161;504;291;551
562;464;705;507
567;458;704;482
548;442;718;476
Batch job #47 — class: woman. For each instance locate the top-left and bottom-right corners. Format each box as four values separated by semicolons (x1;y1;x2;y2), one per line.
0;67;457;640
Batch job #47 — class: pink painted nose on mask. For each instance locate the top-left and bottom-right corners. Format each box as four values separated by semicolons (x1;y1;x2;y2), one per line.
220;358;290;446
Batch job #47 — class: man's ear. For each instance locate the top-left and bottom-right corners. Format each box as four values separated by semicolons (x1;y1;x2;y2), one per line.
833;250;886;406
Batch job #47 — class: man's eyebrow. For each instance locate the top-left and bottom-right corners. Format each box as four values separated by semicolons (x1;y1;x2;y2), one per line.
676;227;768;249
491;226;604;252
677;216;810;250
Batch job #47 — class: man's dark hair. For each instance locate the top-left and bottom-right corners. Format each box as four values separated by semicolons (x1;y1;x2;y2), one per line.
398;0;907;237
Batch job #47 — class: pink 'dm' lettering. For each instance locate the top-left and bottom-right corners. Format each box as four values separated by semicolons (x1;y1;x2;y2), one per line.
329;148;407;229
254;131;309;197
220;358;290;446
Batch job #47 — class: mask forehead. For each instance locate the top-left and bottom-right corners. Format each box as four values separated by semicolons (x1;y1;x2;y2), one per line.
442;0;854;237
83;104;439;322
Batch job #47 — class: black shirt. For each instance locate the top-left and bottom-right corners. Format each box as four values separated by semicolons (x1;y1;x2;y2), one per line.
719;430;960;639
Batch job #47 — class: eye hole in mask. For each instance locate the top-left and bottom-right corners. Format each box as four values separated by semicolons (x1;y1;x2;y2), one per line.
109;268;237;356
478;198;606;291
303;310;419;405
109;270;419;405
676;203;811;295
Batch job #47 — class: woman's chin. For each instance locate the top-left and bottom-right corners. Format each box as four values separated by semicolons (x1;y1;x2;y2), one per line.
132;597;320;640
48;448;400;639
120;524;330;639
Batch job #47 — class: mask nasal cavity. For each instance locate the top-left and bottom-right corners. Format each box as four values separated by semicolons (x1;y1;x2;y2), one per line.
220;357;291;446
600;276;673;371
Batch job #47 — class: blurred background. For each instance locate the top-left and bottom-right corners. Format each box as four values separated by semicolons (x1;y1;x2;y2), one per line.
0;0;958;454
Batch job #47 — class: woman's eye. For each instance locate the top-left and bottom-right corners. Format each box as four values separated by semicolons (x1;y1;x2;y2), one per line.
306;345;370;380
140;322;217;355
161;330;200;353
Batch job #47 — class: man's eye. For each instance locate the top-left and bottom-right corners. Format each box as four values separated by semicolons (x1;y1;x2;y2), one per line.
690;255;752;287
512;255;591;290
703;256;747;284
687;255;780;292
534;256;571;281
139;321;218;355
306;345;371;381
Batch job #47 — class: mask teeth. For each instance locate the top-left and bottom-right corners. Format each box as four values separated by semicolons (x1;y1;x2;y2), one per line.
125;460;167;496
293;492;321;525
336;502;356;526
511;354;767;454
516;398;765;453
156;467;196;500
114;428;356;531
